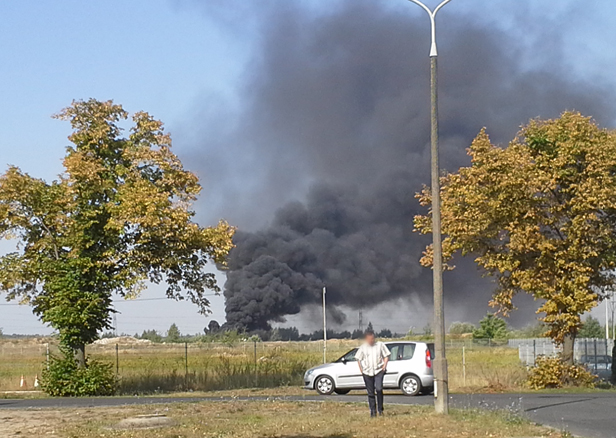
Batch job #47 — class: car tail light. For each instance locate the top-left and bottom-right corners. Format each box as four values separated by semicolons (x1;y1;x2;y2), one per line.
425;349;432;368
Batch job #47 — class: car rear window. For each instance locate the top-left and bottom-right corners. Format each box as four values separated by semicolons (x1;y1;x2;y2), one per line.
401;343;415;359
388;344;401;361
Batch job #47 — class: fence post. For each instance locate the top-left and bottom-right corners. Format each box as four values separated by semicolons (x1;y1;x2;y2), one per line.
253;340;258;387
533;339;536;365
184;342;188;389
46;343;50;370
462;346;466;387
594;339;598;371
115;344;119;377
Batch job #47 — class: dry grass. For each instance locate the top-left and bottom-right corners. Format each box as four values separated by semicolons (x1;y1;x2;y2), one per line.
0;400;558;438
447;347;527;392
0;342;48;392
0;339;527;394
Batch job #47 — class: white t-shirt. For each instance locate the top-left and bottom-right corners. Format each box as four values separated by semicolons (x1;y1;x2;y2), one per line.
355;341;391;376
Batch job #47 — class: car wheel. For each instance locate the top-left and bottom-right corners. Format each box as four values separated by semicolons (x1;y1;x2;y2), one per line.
400;375;422;396
334;389;350;395
315;375;335;395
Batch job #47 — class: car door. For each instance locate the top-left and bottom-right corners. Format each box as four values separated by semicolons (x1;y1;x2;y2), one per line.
334;348;364;388
383;343;403;387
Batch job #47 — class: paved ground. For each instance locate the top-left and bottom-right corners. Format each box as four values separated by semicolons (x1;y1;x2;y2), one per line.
1;392;615;438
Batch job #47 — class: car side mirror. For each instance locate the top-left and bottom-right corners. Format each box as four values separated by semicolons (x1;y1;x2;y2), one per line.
342;358;347;364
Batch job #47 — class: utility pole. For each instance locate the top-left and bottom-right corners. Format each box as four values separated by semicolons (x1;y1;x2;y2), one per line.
322;287;327;364
606;297;610;340
606;290;616;339
612;294;615;340
359;310;364;332
610;291;616;340
407;0;452;415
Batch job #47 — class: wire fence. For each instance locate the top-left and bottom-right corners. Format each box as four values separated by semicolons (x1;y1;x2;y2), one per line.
514;338;614;379
1;338;523;393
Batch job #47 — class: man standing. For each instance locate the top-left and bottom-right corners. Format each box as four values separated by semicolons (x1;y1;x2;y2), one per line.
355;329;390;417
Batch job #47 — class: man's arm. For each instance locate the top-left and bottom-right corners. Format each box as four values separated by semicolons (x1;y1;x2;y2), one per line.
356;347;364;374
382;356;389;372
381;343;391;372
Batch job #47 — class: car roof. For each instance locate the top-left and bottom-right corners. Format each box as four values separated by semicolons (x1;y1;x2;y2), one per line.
384;341;423;345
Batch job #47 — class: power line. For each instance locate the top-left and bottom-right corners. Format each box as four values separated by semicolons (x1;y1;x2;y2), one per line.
0;293;221;307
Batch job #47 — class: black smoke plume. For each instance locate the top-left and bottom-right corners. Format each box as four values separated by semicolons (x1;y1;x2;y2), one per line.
187;1;615;331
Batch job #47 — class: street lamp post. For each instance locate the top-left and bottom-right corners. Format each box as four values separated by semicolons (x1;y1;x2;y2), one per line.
323;286;327;364
407;0;452;415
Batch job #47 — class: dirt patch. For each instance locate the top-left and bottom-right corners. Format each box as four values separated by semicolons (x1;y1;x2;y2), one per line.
113;414;176;430
92;336;152;345
0;409;72;437
0;407;146;437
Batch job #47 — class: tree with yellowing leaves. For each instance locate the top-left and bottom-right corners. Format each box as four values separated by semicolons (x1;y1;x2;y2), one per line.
415;112;616;363
0;99;234;366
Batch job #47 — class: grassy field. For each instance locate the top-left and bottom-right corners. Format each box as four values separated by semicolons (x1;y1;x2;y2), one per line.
0;400;559;438
0;338;525;394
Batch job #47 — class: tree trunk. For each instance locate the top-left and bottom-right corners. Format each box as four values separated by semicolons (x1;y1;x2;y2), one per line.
562;333;575;365
74;345;86;369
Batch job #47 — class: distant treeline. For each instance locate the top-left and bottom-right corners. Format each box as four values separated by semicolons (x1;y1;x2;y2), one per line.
130;322;402;343
127;315;563;344
11;315;568;344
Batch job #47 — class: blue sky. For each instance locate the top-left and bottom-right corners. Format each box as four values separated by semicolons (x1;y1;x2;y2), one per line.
0;0;250;335
1;0;616;335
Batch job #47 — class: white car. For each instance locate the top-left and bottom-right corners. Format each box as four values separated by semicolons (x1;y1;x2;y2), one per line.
304;341;434;396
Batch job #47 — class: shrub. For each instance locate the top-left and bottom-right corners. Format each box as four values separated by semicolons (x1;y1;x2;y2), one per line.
449;322;475;335
509;323;547;339
138;329;163;343
473;314;508;341
578;315;604;339
527;355;596;390
40;348;116;396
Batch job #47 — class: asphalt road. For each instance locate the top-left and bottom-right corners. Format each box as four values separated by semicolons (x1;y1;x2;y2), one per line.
1;392;615;438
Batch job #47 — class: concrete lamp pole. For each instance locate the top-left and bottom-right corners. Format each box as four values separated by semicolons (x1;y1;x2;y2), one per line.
323;286;327;364
407;0;452;415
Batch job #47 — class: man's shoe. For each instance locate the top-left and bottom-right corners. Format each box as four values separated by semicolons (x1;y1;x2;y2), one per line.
378;412;384;417
370;411;376;418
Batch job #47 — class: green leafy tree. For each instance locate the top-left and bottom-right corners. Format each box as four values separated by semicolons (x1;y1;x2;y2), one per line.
422;323;432;336
166;323;182;343
578;315;604;338
473;314;508;341
416;113;616;363
366;322;374;333
278;327;299;341
138;329;163;343
510;323;547;339
0;99;234;366
449;322;475;335
351;329;363;339
378;328;393;338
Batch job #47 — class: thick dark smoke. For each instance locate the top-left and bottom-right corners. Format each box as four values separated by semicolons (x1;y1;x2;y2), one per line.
187;1;615;331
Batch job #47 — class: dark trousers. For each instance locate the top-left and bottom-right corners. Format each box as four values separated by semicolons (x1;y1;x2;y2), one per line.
363;371;384;414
